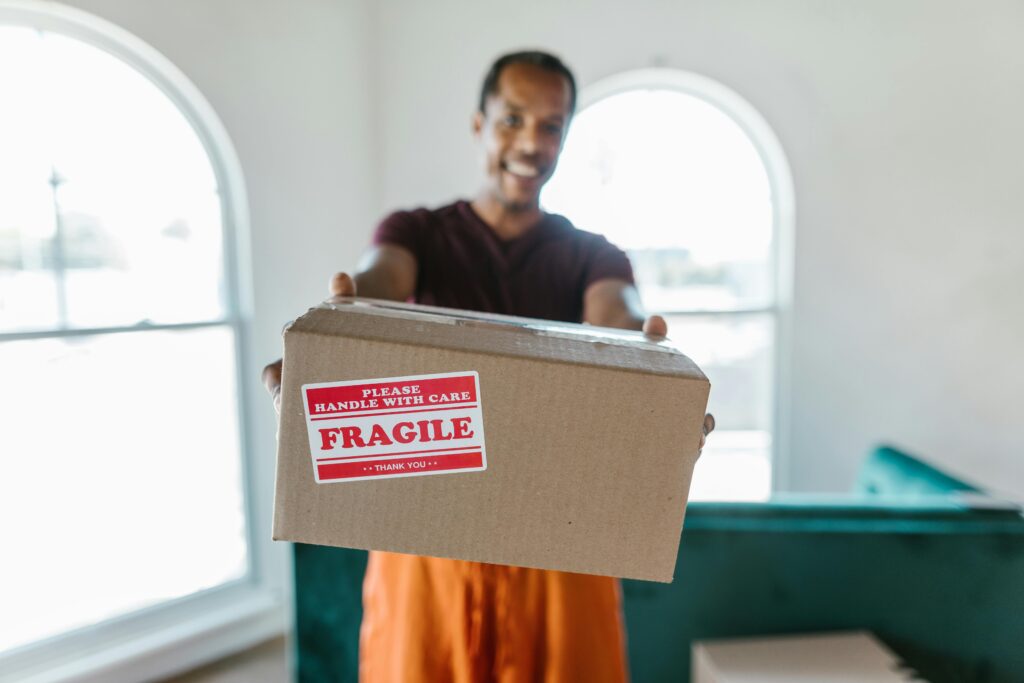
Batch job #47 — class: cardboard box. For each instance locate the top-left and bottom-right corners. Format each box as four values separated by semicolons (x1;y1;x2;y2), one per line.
692;631;913;682
272;298;710;582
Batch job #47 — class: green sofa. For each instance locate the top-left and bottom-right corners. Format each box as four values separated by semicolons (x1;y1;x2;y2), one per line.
292;447;1024;682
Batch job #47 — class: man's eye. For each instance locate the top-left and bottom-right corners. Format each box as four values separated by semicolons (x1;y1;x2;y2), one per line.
544;124;563;135
502;114;522;127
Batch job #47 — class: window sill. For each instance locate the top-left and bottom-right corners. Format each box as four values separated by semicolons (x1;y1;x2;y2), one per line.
2;586;286;683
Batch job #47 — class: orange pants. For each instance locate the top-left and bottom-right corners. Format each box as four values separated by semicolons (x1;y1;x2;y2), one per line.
359;551;629;682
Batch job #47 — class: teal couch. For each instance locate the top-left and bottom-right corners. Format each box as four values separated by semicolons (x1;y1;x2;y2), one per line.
292;448;1024;682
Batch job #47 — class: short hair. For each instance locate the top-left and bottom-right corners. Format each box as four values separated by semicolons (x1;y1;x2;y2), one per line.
478;50;577;117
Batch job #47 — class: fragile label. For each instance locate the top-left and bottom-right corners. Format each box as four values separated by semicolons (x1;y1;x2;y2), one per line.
302;371;487;483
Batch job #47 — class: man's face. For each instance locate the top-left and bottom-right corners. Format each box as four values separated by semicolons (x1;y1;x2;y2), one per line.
473;63;572;212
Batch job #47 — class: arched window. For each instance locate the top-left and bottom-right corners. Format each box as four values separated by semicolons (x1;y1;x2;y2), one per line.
0;4;274;679
543;69;794;501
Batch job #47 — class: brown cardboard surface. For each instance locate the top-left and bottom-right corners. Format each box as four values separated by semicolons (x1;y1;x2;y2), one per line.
692;632;912;682
272;298;710;582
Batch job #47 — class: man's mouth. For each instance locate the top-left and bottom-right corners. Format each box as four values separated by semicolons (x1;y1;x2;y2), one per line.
502;159;541;179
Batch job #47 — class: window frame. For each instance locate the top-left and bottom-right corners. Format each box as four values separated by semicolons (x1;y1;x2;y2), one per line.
570;68;796;490
0;2;284;681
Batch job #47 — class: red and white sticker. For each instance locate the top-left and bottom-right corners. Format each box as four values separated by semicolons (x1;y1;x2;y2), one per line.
302;371;487;483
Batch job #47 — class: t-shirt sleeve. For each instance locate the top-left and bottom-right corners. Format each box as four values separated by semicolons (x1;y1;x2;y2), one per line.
371;210;423;256
583;234;635;289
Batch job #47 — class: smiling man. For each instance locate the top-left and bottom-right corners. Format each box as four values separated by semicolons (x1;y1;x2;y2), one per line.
347;51;664;331
472;55;575;236
265;50;713;682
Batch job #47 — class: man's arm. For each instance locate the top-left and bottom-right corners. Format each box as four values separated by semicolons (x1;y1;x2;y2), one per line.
582;277;715;449
583;278;668;337
348;244;418;301
263;244;419;411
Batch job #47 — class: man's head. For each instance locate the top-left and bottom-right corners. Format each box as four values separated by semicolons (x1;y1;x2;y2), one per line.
477;51;577;118
472;51;576;215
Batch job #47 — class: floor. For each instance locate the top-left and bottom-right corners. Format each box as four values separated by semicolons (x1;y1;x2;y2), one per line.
162;637;289;683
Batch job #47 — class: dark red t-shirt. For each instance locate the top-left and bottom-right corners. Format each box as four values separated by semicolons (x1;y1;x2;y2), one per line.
372;200;633;323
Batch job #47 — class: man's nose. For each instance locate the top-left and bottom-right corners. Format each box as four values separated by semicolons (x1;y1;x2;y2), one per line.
514;125;540;154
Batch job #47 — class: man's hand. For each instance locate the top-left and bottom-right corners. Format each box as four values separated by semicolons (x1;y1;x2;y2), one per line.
261;361;284;415
698;413;716;455
262;272;359;414
641;313;716;456
641;314;668;338
328;272;357;300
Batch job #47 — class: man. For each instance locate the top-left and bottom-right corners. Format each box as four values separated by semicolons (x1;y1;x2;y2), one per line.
264;50;714;682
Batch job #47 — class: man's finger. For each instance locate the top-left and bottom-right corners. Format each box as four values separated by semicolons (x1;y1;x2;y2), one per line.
262;360;283;415
262;360;282;397
329;272;357;298
696;414;715;459
703;413;716;436
642;314;668;338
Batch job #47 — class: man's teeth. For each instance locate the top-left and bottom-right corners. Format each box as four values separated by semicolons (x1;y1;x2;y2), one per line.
505;161;539;177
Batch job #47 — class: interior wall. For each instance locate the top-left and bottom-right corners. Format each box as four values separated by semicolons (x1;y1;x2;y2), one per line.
55;0;379;585
369;0;1024;497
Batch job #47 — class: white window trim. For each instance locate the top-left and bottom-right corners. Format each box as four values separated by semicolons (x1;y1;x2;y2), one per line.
576;68;796;492
0;2;286;682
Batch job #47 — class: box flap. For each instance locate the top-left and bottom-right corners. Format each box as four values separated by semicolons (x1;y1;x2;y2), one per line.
286;298;707;380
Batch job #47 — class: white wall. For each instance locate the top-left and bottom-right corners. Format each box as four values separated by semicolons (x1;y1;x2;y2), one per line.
47;0;1023;500
369;0;1024;497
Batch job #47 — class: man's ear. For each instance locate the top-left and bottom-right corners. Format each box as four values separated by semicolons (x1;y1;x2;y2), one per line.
471;111;484;138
